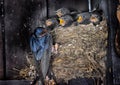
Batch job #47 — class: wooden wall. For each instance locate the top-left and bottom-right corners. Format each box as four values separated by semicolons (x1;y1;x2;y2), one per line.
4;0;47;79
0;0;4;79
48;0;89;17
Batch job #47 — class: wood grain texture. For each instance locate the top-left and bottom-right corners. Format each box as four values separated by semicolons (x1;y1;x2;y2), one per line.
4;0;47;79
0;0;4;79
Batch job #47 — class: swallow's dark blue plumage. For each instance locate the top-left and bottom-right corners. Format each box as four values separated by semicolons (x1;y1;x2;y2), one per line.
30;27;52;60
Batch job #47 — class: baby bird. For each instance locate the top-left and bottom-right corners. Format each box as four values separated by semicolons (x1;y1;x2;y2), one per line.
90;12;102;25
56;8;70;17
59;15;73;27
45;18;59;30
76;12;91;24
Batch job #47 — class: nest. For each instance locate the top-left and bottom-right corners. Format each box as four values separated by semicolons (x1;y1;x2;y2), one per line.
51;20;108;82
12;54;37;80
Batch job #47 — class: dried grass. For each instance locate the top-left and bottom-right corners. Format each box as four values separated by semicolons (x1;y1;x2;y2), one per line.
51;20;108;82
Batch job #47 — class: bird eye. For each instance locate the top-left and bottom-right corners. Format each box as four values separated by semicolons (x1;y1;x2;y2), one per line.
39;29;47;37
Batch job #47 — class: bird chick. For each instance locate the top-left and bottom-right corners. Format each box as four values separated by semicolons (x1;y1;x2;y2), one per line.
90;12;102;25
45;18;59;30
56;8;70;17
59;15;73;27
76;12;91;24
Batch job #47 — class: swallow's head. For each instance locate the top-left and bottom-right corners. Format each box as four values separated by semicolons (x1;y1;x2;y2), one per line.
34;27;47;37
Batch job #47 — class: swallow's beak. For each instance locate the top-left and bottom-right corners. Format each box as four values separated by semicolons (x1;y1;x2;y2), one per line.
39;29;48;37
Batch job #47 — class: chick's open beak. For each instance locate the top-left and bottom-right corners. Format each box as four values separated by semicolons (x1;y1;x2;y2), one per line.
59;18;65;26
90;15;99;23
77;16;83;23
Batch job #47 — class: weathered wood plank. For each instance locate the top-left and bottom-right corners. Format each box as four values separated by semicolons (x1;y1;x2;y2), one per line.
0;29;4;79
4;0;32;79
4;0;48;79
0;0;4;79
47;0;99;17
0;80;31;85
0;23;4;79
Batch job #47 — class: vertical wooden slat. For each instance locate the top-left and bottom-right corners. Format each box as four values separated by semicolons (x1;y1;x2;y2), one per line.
48;0;89;17
30;0;47;32
4;0;48;79
4;0;30;79
0;0;4;79
0;80;31;85
0;21;4;79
